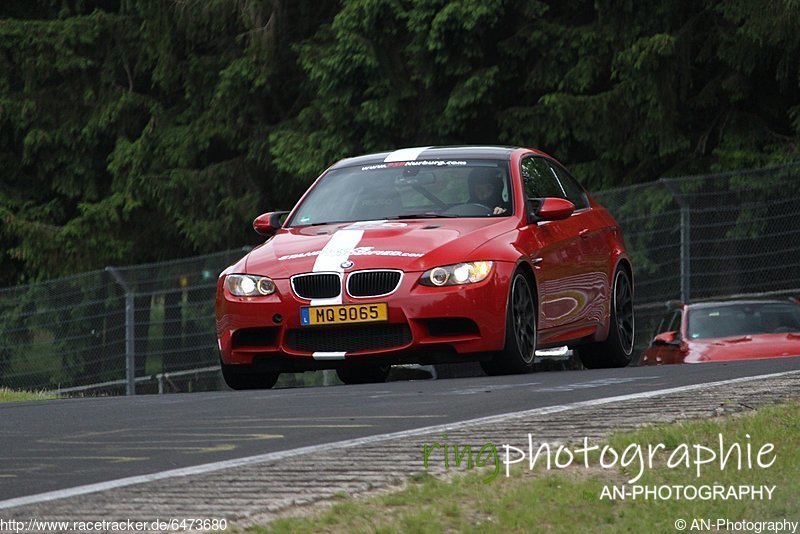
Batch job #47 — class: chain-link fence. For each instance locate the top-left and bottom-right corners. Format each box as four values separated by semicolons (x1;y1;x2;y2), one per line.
2;163;800;393
0;249;250;394
594;161;800;354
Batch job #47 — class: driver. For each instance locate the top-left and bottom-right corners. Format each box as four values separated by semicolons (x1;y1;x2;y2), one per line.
468;167;509;215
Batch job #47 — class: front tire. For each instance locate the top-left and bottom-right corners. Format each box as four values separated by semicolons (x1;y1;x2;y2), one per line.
336;365;390;385
481;272;537;375
220;361;279;390
578;266;635;369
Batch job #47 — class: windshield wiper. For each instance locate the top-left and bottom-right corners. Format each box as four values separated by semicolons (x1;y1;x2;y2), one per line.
290;220;354;227
388;213;459;219
291;215;456;227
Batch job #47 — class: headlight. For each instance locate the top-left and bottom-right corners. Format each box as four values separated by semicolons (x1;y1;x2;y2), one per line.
226;274;276;296
419;261;493;287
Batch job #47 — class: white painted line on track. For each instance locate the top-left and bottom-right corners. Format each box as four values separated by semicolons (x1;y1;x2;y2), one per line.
2;369;799;511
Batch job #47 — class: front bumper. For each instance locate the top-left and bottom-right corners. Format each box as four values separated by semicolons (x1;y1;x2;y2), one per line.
215;262;515;371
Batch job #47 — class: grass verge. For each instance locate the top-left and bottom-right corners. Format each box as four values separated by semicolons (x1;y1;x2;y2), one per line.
0;387;56;402
250;401;800;533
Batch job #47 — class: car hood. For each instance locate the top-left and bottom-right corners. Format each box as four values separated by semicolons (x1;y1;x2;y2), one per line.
686;333;800;362
244;218;515;278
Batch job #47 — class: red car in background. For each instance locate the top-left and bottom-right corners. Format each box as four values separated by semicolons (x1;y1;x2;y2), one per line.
216;146;634;389
641;300;800;365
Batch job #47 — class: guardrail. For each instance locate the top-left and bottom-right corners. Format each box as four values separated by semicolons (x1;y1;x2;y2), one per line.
50;366;222;396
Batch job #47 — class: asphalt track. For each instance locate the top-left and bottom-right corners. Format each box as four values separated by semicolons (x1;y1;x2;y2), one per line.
2;358;800;503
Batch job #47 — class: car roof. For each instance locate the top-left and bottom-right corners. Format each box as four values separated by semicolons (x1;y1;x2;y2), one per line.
687;299;796;310
329;146;525;169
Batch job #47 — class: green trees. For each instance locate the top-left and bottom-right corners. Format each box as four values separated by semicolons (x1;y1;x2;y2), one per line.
0;1;336;286
2;0;799;286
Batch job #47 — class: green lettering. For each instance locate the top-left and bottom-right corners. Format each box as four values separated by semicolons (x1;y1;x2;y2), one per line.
476;443;500;483
453;444;473;469
422;442;441;469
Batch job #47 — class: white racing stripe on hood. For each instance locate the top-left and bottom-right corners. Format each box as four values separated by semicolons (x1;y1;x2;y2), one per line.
309;226;368;306
312;352;346;360
384;146;431;162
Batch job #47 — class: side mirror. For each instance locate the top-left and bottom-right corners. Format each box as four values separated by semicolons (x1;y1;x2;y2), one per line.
253;211;289;237
531;197;575;222
652;331;680;346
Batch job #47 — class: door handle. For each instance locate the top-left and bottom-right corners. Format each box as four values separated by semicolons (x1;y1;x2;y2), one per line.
579;229;590;239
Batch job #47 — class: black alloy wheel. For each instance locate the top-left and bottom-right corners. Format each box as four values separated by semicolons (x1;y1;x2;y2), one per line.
613;268;635;357
577;266;635;369
481;272;537;375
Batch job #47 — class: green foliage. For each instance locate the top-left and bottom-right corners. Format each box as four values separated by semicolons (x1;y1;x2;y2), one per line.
0;387;55;402
2;0;800;285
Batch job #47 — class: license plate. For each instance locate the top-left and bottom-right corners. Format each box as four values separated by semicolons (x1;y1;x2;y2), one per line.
300;303;388;326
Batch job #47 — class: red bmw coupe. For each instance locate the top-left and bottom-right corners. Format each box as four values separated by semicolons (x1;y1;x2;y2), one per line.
216;146;634;388
641;300;800;365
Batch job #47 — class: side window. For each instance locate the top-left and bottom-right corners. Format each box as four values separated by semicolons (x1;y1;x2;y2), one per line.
668;310;683;334
548;162;589;210
520;157;564;199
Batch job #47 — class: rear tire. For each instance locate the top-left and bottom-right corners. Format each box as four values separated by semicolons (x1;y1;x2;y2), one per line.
336;365;390;385
220;361;279;390
481;272;537;375
578;266;635;369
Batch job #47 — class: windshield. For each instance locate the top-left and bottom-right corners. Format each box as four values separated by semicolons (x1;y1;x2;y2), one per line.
287;159;513;226
687;302;800;339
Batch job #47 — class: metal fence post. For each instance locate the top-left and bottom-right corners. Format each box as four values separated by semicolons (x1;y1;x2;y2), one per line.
660;179;691;303
680;205;691;304
106;267;136;396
